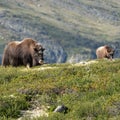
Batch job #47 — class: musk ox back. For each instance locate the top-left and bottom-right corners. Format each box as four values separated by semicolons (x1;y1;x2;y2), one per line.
96;45;115;60
2;38;45;67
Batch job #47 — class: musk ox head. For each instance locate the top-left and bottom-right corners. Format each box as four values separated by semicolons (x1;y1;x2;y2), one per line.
96;45;115;60
33;43;45;66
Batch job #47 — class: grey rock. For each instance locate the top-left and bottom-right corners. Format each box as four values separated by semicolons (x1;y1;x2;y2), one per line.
54;105;68;113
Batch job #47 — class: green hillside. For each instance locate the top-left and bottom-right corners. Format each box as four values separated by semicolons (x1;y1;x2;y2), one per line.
0;59;120;119
0;0;120;62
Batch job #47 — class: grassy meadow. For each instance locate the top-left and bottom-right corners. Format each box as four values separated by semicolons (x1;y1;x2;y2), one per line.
0;59;120;120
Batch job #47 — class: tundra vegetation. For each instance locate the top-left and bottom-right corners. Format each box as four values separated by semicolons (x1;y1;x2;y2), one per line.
0;59;120;120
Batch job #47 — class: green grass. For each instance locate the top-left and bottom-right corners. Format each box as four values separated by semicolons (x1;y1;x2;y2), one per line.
0;59;120;119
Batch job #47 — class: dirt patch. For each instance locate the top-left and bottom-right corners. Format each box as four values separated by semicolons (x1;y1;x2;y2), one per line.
73;60;98;66
18;106;48;120
21;60;98;72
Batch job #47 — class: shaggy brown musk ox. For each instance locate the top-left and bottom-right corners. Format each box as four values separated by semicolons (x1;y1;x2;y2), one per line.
2;38;45;68
96;45;115;60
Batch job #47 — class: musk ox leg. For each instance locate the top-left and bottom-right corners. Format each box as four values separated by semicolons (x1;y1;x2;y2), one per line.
106;55;113;61
23;55;33;68
26;63;30;69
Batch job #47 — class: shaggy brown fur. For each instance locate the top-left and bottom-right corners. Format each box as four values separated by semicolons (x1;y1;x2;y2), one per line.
2;38;45;67
96;45;115;60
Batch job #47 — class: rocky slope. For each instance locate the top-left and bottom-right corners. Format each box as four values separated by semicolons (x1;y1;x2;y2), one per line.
0;0;120;63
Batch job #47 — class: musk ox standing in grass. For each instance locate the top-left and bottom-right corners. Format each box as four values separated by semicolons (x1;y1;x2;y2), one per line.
2;38;45;68
96;45;115;60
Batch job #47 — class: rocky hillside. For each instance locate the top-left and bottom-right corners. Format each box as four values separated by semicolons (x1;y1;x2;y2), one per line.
0;0;120;63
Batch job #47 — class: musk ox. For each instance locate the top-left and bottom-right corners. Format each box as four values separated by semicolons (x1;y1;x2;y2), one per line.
2;38;45;67
96;45;115;60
